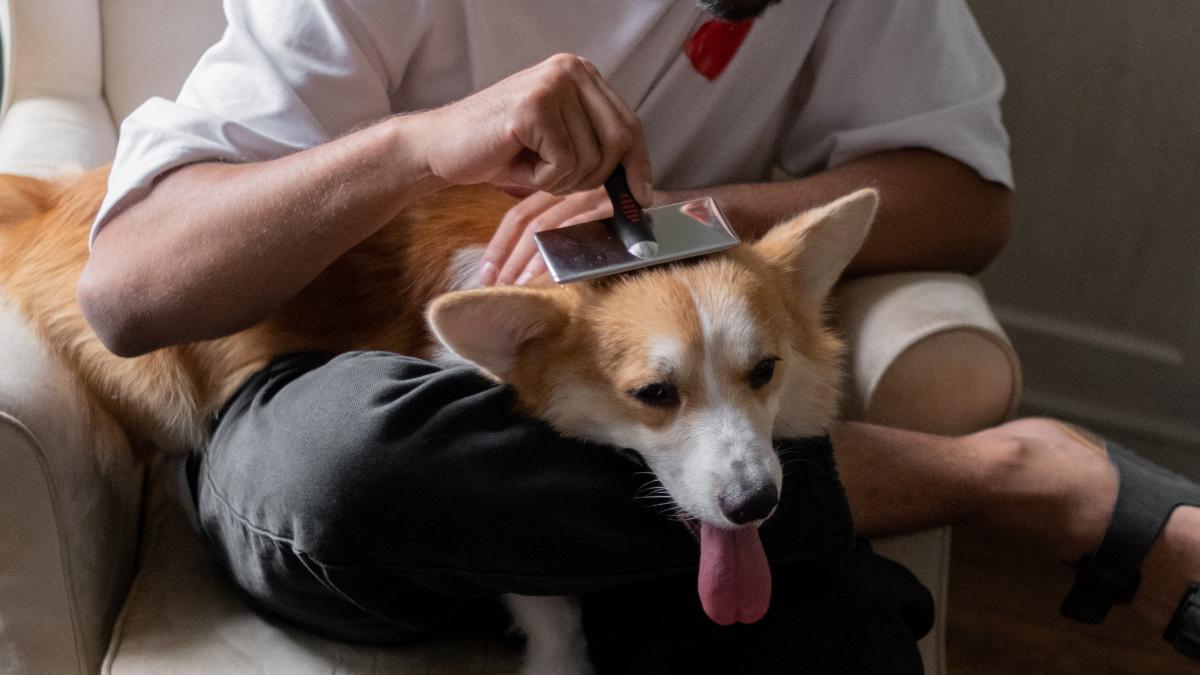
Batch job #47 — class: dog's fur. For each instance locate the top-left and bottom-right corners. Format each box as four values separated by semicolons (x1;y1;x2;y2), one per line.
0;166;876;672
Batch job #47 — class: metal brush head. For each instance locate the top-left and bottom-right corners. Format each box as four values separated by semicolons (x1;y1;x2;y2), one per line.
534;170;740;284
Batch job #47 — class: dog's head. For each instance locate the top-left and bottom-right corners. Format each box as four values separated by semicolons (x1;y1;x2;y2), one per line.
428;189;876;528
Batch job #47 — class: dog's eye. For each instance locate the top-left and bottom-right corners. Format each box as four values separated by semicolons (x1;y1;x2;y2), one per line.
748;357;779;389
630;382;680;407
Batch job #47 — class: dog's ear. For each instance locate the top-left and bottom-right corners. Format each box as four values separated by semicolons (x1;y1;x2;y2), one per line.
427;287;568;382
752;188;877;307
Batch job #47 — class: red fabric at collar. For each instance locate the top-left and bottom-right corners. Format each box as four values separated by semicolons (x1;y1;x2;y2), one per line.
684;18;755;81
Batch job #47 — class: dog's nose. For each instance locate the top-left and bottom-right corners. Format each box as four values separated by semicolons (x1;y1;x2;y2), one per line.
719;483;779;525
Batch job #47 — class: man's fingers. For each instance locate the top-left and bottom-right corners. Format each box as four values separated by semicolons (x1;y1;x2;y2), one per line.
493;191;605;285
575;59;654;204
515;256;549;286
495;229;544;287
559;199;612;228
568;69;634;189
509;55;649;198
512;199;611;284
621;133;655;207
427;53;651;199
510;98;577;192
482;191;561;285
545;86;602;195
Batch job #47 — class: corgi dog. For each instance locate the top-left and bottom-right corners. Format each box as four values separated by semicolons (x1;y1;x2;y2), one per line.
0;166;876;673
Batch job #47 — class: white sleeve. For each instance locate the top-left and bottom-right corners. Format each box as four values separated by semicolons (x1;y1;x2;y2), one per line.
778;0;1012;188
92;0;398;242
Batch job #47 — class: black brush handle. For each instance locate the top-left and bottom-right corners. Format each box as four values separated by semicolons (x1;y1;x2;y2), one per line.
604;166;657;258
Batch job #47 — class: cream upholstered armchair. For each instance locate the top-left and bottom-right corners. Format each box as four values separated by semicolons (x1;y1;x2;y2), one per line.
0;1;1021;673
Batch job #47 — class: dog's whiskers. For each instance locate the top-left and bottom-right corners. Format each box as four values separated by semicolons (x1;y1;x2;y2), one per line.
780;455;820;470
665;506;690;520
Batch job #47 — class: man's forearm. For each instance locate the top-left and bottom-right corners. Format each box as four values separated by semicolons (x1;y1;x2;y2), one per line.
82;53;654;357
660;149;1010;276
79;115;446;357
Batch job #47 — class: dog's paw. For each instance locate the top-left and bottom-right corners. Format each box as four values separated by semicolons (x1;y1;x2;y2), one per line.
519;647;593;675
504;593;593;675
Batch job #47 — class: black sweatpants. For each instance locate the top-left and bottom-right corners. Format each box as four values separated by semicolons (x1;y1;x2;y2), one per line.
191;351;932;673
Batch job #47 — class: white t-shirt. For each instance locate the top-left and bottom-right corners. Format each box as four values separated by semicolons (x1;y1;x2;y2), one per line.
93;0;1012;241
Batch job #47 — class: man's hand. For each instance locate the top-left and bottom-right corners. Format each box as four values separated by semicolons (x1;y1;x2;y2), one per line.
419;52;657;287
479;188;614;286
419;53;653;202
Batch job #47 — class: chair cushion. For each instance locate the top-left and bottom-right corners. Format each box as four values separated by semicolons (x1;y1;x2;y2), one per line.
0;294;143;675
103;458;522;674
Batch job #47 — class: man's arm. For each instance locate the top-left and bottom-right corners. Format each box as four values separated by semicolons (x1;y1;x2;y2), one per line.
483;149;1009;285
79;54;651;357
79;117;438;358
660;149;1011;276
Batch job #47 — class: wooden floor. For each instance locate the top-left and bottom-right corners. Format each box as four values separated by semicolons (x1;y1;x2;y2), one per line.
946;526;1197;674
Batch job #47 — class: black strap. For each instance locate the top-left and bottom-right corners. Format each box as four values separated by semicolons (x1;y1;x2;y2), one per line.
1060;442;1200;624
1165;584;1200;661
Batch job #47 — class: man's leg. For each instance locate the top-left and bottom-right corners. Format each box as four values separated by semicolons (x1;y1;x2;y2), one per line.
831;417;1200;634
192;350;929;669
195;351;694;641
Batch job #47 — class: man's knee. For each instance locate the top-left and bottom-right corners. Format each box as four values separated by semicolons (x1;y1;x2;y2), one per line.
865;329;1020;435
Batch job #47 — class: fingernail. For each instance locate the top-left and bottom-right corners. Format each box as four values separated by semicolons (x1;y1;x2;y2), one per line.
479;261;498;286
516;270;534;286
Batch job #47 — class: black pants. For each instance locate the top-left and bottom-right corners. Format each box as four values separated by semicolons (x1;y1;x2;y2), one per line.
192;351;932;673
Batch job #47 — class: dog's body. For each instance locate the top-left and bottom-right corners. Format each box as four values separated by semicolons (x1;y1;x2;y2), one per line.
0;166;876;673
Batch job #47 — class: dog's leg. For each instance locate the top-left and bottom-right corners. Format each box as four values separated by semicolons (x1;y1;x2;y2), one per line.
503;593;592;675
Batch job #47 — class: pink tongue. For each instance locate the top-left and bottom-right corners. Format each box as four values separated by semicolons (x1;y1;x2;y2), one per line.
697;522;771;625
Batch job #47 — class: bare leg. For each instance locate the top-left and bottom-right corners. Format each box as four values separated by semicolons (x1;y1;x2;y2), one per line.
831;421;1001;538
838;326;1021;535
832;416;1200;632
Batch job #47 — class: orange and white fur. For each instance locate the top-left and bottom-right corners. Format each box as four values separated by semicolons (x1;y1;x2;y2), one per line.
0;167;876;673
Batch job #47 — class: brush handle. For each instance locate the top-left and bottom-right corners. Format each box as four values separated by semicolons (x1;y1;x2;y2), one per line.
604;166;658;258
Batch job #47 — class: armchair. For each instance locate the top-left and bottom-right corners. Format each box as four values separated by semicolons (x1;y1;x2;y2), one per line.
0;2;1020;673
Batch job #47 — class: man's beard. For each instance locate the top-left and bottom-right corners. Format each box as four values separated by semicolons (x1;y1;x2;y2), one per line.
696;0;781;21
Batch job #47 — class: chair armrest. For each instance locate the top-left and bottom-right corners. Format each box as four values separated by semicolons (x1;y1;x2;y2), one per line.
0;10;128;669
0;300;143;675
836;271;1021;429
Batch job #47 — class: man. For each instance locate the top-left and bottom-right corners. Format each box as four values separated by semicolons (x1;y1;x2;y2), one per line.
76;0;1200;670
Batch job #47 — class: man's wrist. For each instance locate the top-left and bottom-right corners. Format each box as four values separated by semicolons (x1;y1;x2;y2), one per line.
380;113;450;202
